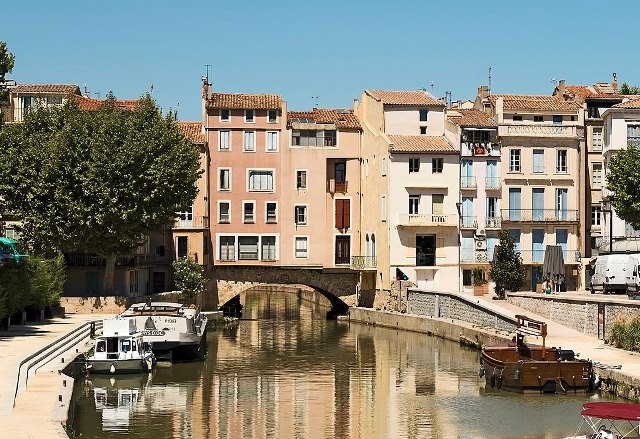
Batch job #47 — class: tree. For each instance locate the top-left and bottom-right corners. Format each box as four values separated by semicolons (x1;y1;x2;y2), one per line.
0;40;15;107
172;256;205;304
606;144;640;229
0;95;202;294
489;229;526;299
619;82;640;95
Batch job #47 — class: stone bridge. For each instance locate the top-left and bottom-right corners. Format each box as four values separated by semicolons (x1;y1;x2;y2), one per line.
205;265;360;314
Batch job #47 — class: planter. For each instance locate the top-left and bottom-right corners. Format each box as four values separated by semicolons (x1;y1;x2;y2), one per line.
473;284;489;296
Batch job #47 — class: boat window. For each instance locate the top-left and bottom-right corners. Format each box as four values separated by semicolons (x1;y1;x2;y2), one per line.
132;340;137;352
106;337;118;352
96;340;106;352
121;339;131;352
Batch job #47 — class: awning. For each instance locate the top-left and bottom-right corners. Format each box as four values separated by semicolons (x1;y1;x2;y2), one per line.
542;245;565;277
581;402;640;421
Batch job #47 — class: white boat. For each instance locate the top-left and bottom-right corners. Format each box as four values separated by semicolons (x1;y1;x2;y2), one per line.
87;318;156;374
119;302;208;361
564;402;640;439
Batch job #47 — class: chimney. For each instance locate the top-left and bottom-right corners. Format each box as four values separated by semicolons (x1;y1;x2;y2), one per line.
558;79;565;96
478;85;489;101
201;76;211;100
613;72;618;91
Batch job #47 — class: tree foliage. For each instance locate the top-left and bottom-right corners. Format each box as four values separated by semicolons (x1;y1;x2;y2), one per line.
0;41;15;119
0;95;202;292
489;229;526;299
606;144;640;229
620;82;640;95
172;256;205;304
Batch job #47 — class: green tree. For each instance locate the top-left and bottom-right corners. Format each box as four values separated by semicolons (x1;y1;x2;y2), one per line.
0;95;201;294
0;41;15;108
606;144;640;229
619;82;640;95
489;229;526;299
172;256;205;304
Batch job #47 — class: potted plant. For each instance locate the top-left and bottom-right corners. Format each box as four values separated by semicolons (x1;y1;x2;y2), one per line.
472;267;488;296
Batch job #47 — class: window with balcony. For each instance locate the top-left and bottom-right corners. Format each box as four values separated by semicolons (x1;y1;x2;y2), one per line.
219;236;235;261
592;205;601;226
268;110;277;123
177;206;193;227
432;158;443;173
261;236;277;261
416;234;436;266
219;168;231;191
335;162;347;192
266;131;278;151
409;158;420;173
295;237;308;258
509;149;521;172
220;109;230;122
219;130;230;150
292;130;336;147
245;109;254;123
486;197;499;228
592;127;603;151
243;202;255;223
295;205;307;225
248;170;274;192
628;125;640;147
533;149;544;173
219;202;230;223
419;109;428;122
556;150;568;173
592;163;603;188
296;170;307;189
238;236;259;260
266;202;277;223
335;199;351;229
409;195;420;215
243;131;256;152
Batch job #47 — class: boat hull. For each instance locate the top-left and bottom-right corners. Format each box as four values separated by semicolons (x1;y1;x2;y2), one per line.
481;345;592;394
87;357;154;375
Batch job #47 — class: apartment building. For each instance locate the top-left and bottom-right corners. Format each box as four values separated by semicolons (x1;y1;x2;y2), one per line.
356;90;460;292
1;83;81;123
481;91;584;291
445;108;499;290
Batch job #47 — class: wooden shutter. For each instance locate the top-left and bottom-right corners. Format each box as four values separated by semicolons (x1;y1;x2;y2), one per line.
336;200;344;229
343;199;350;229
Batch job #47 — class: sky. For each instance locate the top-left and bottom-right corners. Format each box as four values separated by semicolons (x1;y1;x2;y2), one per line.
3;0;638;121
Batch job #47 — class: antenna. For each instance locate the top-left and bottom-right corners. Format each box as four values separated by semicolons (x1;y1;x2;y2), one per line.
94;91;101;99
205;64;212;82
488;66;492;94
445;91;452;107
311;96;319;107
430;81;435;95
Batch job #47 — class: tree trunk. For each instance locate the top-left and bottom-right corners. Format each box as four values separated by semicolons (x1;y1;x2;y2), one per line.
104;254;117;296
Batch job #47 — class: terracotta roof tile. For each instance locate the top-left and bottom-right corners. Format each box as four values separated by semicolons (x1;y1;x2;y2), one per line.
565;85;596;97
366;90;443;107
177;121;206;144
10;84;81;94
206;92;282;110
489;94;581;111
388;135;455;153
565;84;621;99
447;109;496;127
612;99;640;109
287;108;361;129
74;94;139;111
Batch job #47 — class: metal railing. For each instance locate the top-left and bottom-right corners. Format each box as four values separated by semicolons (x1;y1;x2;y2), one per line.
501;209;579;222
461;250;495;263
460;216;477;228
499;124;577;137
398;214;458;226
174;215;209;229
460;176;477;189
485;216;502;228
485;177;501;190
350;256;377;270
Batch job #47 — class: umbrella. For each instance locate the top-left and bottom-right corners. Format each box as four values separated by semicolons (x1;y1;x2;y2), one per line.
543;245;565;291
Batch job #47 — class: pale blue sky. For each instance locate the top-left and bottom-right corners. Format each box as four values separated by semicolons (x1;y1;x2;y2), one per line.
3;0;637;121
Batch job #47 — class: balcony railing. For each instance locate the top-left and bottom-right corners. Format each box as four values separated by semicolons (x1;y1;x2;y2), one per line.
461;250;494;263
328;179;348;194
485;177;501;190
485;216;502;229
498;124;577;138
174;215;209;229
350;256;377;270
398;214;458;227
460;176;477;190
501;209;579;222
461;216;477;228
518;249;580;264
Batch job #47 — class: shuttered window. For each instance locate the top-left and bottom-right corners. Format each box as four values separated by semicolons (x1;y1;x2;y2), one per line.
335;199;351;229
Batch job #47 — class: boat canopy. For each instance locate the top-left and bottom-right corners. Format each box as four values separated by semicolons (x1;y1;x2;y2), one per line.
581;402;640;421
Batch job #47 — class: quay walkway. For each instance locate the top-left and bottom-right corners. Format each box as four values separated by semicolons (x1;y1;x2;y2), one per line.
0;314;103;438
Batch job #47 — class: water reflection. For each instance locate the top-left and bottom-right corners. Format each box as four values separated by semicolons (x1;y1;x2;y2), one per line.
71;289;609;439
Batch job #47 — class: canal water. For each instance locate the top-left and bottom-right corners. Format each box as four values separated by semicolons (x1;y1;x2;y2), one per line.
70;290;609;439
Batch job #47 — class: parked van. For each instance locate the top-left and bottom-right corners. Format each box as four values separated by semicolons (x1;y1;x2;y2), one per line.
625;254;640;297
0;237;27;263
591;254;636;294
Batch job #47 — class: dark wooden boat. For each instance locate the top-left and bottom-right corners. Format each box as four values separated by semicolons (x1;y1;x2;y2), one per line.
480;315;593;394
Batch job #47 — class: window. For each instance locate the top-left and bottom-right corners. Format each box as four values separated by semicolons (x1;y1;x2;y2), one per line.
219;202;230;223
509;149;521;172
266;131;278;151
532;149;544;173
592;163;603;188
592;127;603;151
416;235;436;266
296;170;307;189
266;202;277;223
552;115;563;125
295;205;307;225
409;195;420;215
219;236;235;260
47;96;63;107
243;131;255;151
592;205;601;226
219;131;230;150
261;236;277;261
432;158;443;173
245;109;254;122
292;130;336;147
420;126;427;135
380;195;387;221
513;115;522;121
268;110;277;123
220;109;230;122
556;150;568;173
381;157;387;176
432;194;444;215
243;202;255;223
628;125;640;147
248;170;274;192
534;115;544;122
335;199;351;229
295;237;308;258
419;109;428;121
219;168;230;191
177;236;188;258
238;236;259;260
409;158;420;173
177;206;193;225
335;236;351;265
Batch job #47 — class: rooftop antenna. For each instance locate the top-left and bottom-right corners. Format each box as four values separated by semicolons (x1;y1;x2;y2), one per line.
551;78;558;86
430;81;435;95
311;96;319;107
94;90;101;99
83;83;90;97
488;66;492;95
445;91;452;107
205;64;212;83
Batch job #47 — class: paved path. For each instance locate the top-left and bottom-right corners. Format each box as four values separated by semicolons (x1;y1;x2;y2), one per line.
0;314;105;438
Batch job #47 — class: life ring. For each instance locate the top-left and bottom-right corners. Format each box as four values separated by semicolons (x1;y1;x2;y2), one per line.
490;375;496;388
496;375;503;389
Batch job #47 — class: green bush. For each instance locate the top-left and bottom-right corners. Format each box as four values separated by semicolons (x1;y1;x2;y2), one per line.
609;317;640;352
172;256;204;304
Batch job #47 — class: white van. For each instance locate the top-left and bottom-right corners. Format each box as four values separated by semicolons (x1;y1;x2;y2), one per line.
625;254;640;296
591;254;635;294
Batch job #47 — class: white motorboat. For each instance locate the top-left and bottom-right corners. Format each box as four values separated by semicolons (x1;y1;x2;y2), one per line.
119;302;208;361
87;318;156;374
564;402;640;439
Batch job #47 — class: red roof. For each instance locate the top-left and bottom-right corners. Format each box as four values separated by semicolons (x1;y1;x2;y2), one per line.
582;402;640;421
288;108;361;129
388;135;455;153
206;92;282;110
177;121;206;144
447;109;496;127
489;94;581;111
74;95;139;111
11;84;81;94
366;90;443;107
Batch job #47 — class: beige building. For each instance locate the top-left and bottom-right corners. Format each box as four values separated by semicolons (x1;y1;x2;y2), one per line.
0;83;81;123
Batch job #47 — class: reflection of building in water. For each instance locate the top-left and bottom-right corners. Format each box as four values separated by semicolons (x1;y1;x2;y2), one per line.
92;378;142;433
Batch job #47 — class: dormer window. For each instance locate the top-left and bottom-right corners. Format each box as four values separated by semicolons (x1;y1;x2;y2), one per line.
245;109;254;123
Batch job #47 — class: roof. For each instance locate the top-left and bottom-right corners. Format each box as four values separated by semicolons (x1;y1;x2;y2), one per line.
177;121;206;144
564;84;622;99
74;94;139;111
489;94;581;111
10;84;81;95
206;92;282;110
366;90;443;107
287;108;361;130
612;99;640;109
447;109;496;127
388;135;455;153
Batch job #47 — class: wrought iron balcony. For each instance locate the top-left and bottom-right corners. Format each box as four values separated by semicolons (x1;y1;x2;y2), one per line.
501;209;579;223
461;249;494;263
350;256;377;270
174;215;209;229
485;216;502;229
460;216;477;229
460;176;477;190
398;214;458;227
485;177;501;190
